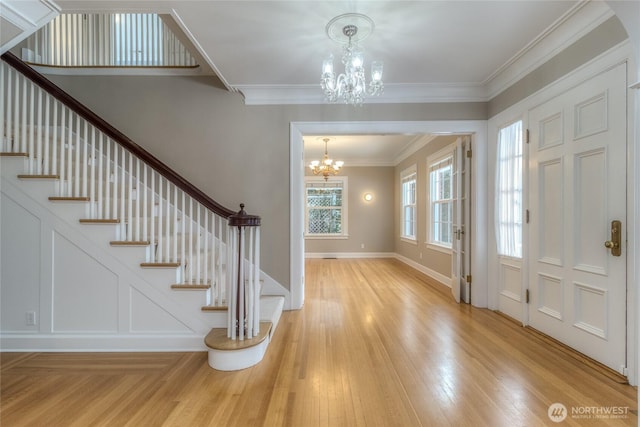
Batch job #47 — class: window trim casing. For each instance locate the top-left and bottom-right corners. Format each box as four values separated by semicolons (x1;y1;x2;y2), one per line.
426;145;455;252
400;164;418;243
304;176;349;239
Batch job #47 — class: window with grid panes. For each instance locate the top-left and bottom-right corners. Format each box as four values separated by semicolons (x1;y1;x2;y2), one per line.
401;166;417;240
428;151;453;248
305;177;348;237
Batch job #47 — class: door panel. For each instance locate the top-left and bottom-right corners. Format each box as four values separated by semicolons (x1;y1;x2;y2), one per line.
528;63;626;373
452;136;471;304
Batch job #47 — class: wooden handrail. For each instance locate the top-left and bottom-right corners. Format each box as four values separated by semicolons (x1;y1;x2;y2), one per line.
1;51;239;219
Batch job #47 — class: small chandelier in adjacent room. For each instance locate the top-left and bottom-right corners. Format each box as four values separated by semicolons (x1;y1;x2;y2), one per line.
309;138;344;181
321;13;384;105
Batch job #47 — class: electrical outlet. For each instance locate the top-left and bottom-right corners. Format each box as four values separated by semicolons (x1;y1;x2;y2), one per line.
360;243;365;249
26;311;36;326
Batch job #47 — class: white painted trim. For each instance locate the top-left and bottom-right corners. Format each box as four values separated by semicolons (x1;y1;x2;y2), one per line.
394;254;451;289
291;120;488;309
305;252;395;259
239;82;488;105
260;271;291;311
27;64;208;77
207;336;269;371
0;334;207;352
0;0;60;54
485;2;615;99
486;42;637;385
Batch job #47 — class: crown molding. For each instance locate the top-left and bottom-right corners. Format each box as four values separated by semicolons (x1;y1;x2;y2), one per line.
236;82;488;106
0;0;60;54
484;1;615;100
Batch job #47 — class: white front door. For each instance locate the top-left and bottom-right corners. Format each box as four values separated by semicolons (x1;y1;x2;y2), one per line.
528;63;627;373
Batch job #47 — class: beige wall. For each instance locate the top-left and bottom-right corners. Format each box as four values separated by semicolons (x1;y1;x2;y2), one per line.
394;135;458;279
304;166;395;254
47;73;486;290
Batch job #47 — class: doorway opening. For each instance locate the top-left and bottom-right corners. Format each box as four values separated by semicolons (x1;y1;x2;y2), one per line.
289;120;488;310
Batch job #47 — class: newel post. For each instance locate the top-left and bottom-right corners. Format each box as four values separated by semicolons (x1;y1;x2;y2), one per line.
227;204;261;340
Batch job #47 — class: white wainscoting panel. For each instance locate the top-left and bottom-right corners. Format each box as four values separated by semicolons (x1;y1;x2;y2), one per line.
130;286;192;333
0;193;41;332
52;231;119;332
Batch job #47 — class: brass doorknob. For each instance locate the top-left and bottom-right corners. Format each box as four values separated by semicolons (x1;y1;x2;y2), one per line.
604;240;619;249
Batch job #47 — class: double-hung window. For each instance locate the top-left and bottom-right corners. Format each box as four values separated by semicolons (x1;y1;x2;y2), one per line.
305;177;348;238
495;120;523;258
428;149;454;248
401;166;417;241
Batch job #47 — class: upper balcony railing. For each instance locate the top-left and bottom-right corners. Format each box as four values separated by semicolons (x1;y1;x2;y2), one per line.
22;13;198;68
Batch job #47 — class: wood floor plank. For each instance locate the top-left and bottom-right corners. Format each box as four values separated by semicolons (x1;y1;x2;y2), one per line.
0;259;636;426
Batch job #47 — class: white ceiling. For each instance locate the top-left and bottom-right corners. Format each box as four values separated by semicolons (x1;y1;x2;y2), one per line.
52;0;616;163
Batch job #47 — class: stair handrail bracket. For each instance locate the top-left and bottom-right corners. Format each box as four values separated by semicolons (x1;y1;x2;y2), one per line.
227;204;261;342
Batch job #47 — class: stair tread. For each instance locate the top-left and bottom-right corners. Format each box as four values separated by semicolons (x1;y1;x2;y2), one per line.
201;305;228;311
0;152;28;157
140;262;181;268
79;218;120;224
111;240;151;246
204;322;272;351
171;283;211;290
18;174;60;179
49;196;90;201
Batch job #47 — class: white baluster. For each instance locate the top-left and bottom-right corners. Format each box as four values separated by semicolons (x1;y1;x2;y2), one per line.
89;127;95;216
120;147;126;237
142;163;148;242
43;94;50;175
59;107;66;196
149;171;155;261
157;177;163;261
97;132;103;219
82;121;88;197
196;204;201;284
6;67;12;152
164;179;170;262
74;114;80;196
105;137;111;218
0;64;5;152
35;89;42;174
204;210;209;288
21;75;27;153
188;198;193;281
51;101;57;175
127;151;133;240
28;77;34;172
66;111;73;196
172;184;178;263
180;192;186;282
135;158;141;241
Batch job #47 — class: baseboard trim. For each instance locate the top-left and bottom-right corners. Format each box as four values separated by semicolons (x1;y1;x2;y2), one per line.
393;253;452;288
0;334;208;352
305;252;395;259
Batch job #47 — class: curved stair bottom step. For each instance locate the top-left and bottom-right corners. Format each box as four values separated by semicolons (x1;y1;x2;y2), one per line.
205;295;285;371
205;322;271;371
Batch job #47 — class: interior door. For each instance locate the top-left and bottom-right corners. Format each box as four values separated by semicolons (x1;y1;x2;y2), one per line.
452;136;471;304
528;63;627;373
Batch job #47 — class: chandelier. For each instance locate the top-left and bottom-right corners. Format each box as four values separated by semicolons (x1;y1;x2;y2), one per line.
321;13;384;105
309;138;344;181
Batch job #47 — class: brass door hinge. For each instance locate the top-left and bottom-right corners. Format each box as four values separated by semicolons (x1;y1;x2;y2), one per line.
526;209;530;224
466;275;472;284
466;149;472;158
526;289;530;304
525;129;530;144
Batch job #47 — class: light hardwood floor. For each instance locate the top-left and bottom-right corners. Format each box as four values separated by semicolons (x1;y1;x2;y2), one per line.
1;258;637;426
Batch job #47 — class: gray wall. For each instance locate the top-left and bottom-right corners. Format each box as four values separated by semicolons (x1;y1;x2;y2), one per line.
394;135;458;279
304;166;395;254
47;73;486;290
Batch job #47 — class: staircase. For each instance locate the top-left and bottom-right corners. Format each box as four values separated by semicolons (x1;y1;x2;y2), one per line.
0;52;284;370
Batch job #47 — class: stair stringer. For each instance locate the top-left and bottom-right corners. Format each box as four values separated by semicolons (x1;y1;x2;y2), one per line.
1;159;227;351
